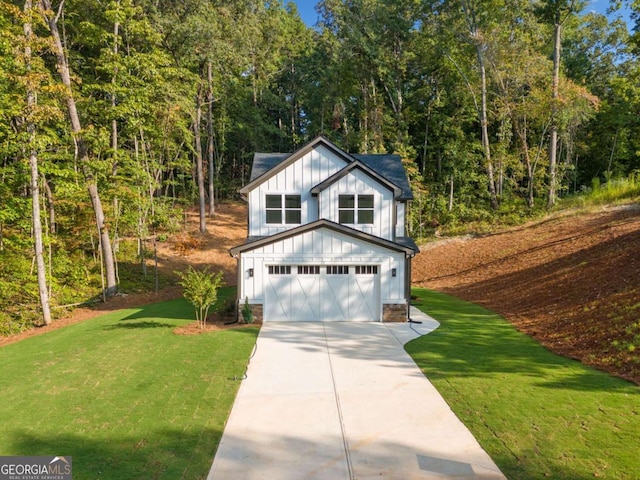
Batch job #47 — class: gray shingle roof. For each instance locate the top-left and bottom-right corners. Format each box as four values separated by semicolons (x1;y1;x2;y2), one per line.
249;148;413;201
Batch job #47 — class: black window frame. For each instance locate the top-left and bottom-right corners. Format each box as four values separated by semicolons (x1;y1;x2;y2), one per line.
327;265;349;275
338;194;374;225
265;194;301;225
268;265;291;275
297;265;321;275
355;265;378;275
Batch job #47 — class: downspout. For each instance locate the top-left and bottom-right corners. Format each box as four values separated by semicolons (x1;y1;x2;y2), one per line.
405;253;413;321
234;252;242;322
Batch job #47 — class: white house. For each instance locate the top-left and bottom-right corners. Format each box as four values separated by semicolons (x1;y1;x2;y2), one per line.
229;136;419;323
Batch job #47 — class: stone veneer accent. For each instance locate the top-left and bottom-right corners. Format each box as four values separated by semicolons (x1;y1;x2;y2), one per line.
240;303;406;323
382;303;408;322
238;302;263;324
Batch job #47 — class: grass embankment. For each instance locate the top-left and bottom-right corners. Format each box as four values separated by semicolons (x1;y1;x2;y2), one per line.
407;288;640;480
0;288;258;479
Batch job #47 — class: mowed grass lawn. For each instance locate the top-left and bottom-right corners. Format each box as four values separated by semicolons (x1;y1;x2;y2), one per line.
0;289;258;479
407;288;640;480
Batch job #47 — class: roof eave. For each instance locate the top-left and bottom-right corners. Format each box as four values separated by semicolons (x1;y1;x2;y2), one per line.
229;219;417;257
239;136;355;195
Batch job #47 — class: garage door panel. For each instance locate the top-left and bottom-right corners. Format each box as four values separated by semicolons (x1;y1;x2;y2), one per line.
350;275;379;321
292;276;322;320
324;276;350;321
265;265;380;322
265;273;292;321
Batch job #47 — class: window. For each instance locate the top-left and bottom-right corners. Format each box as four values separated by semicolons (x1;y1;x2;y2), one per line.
298;265;320;275
327;265;349;275
338;194;374;224
268;265;291;275
355;265;378;275
266;194;301;224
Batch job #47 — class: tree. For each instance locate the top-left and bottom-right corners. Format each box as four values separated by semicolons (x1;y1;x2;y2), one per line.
535;0;586;207
22;0;51;323
458;0;499;210
38;0;118;297
177;267;224;329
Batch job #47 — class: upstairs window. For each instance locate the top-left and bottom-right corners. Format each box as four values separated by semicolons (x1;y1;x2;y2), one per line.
266;194;301;224
339;194;374;224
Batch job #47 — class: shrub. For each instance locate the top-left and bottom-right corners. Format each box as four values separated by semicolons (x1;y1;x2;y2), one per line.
241;297;254;324
177;267;224;329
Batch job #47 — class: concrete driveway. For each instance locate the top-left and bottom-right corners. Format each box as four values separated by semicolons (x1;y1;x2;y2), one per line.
208;310;506;479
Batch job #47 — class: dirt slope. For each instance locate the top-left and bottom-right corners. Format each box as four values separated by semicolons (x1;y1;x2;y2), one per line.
412;204;640;385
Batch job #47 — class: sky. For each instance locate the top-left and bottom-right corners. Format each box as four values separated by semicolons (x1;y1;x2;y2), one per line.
291;0;634;30
292;1;320;27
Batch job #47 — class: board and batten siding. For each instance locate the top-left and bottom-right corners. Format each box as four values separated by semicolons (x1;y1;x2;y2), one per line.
237;227;406;304
396;202;406;237
248;145;347;237
318;168;394;240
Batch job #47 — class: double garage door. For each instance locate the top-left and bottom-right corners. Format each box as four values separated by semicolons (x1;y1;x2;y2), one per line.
264;264;380;322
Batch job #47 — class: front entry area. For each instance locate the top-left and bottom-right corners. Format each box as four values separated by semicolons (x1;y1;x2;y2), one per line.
264;265;380;322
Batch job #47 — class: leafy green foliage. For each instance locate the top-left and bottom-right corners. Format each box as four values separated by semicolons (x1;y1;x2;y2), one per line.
1;0;639;325
177;267;224;329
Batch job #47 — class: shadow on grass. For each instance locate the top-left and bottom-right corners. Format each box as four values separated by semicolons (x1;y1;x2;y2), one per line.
408;289;639;394
8;428;220;480
110;288;239;326
104;321;178;330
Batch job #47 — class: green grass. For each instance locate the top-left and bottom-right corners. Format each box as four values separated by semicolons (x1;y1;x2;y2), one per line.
406;288;640;480
0;288;258;479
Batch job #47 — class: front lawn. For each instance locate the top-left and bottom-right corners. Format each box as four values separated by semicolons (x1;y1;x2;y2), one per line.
0;290;258;479
407;288;640;480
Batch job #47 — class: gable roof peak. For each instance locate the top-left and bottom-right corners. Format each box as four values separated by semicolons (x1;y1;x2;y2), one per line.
241;136;413;200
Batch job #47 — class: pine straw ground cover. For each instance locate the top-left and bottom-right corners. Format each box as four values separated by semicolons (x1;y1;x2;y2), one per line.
407;288;640;480
0;293;258;479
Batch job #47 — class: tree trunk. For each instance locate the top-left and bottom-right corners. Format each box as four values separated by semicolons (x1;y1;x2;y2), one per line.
548;15;561;209
207;61;215;217
25;0;52;325
195;89;206;233
111;3;119;176
42;175;56;234
40;0;117;297
461;0;498;210
478;50;498;210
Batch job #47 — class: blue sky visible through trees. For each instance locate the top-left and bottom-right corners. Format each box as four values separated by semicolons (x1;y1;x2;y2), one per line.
291;0;634;30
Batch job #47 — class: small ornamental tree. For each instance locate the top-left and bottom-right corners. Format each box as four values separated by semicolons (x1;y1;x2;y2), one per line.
177;267;224;329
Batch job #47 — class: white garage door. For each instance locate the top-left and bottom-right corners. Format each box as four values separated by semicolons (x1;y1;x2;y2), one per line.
264;265;380;322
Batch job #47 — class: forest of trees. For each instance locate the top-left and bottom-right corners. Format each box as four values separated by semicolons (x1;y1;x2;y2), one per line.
1;0;639;329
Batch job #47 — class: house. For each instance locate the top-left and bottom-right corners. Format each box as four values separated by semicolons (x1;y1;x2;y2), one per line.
229;136;419;323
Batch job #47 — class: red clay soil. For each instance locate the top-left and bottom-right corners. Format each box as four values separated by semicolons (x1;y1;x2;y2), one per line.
412;204;640;385
4;201;639;386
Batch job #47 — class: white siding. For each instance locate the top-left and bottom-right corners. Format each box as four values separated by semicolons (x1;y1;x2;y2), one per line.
239;227;406;306
248;145;347;237
396;202;406;237
318;169;394;240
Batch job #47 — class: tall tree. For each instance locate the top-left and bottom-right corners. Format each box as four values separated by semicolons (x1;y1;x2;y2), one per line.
39;0;118;297
459;0;499;210
536;0;586;207
23;0;51;323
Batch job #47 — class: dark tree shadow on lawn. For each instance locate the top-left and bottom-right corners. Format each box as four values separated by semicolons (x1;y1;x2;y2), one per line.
407;290;640;394
8;428;222;480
